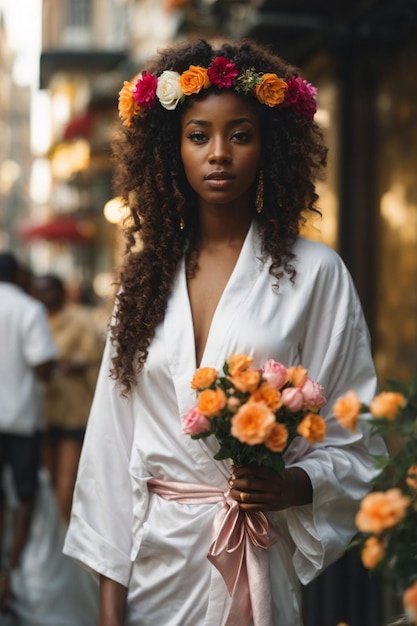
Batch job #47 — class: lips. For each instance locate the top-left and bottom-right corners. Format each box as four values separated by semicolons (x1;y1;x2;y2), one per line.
205;171;234;181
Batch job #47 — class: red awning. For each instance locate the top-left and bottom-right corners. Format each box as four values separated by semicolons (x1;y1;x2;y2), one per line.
19;217;95;242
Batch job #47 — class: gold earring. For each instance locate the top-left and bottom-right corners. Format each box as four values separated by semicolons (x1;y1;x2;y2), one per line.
179;216;185;230
256;170;264;214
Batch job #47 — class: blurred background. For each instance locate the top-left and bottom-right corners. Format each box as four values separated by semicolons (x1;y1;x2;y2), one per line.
1;0;417;623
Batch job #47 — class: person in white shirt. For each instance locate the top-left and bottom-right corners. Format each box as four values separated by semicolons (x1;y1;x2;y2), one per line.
0;252;57;613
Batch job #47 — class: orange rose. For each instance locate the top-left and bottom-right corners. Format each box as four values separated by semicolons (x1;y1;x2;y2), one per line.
297;413;326;444
332;390;361;432
265;422;288;452
403;581;417;626
361;536;385;569
229;369;261;394
191;367;218;390
227;353;254;376
231;401;275;445
369;391;406;419
197;387;227;417
286;365;308;388
118;81;143;126
179;66;211;95
355;488;410;534
250;382;282;412
406;464;417;490
255;74;287;107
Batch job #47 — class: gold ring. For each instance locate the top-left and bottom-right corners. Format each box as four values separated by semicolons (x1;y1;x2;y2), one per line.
240;491;246;503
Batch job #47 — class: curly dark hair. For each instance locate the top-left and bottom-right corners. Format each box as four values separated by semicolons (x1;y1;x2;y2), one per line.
110;38;327;393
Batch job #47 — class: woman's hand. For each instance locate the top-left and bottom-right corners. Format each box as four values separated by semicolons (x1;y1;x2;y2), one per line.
228;465;312;512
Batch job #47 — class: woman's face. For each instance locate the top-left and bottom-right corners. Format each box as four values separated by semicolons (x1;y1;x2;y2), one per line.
180;91;262;212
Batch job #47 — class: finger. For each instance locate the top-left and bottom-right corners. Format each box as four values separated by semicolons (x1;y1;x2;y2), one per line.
230;476;283;495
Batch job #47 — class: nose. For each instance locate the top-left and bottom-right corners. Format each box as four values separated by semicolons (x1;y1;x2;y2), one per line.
208;136;231;164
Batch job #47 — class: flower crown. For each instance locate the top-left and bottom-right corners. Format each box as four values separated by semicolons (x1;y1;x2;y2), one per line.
118;56;318;127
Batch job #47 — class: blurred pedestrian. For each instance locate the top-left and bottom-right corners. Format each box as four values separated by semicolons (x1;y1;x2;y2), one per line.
0;252;57;615
33;273;104;525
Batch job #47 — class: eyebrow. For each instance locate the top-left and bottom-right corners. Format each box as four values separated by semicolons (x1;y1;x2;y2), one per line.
184;117;257;128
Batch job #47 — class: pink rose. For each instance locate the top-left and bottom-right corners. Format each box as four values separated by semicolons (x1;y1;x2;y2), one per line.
281;387;304;412
181;406;211;436
133;72;158;110
262;359;287;390
207;57;238;88
301;378;327;409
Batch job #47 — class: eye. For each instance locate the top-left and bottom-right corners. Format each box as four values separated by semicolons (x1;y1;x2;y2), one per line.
187;131;208;143
231;131;251;143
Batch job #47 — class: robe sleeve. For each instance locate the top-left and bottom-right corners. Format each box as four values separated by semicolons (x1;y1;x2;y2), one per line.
283;244;387;584
63;337;135;587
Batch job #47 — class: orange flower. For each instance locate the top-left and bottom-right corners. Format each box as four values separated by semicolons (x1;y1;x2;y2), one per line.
369;391;406;419
229;369;261;394
265;422;288;452
250;382;282;412
406;464;417;490
197;387;227;417
297;413;326;444
286;365;308;388
191;367;218;390
355;488;410;534
361;536;385;569
118;81;143;126
227;353;254;376
179;65;211;95
255;73;287;107
231;401;275;445
332;390;361;432
403;581;417;626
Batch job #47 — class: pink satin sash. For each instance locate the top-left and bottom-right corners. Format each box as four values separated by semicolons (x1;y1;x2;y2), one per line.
147;477;280;626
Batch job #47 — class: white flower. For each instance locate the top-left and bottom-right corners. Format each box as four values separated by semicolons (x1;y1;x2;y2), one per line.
156;71;183;110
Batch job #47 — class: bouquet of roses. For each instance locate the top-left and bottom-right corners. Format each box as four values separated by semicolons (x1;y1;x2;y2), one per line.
182;353;327;476
333;378;417;625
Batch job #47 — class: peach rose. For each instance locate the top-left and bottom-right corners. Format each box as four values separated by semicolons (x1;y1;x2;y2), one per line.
406;464;417;490
403;581;417;626
281;387;304;412
264;422;288;452
118;81;143;126
297;413;326;444
197;387;227;417
181;406;211;436
179;65;211;95
370;391;406;419
332;390;361;432
355;488;411;534
262;359;287;389
255;73;287;107
231;401;275;445
191;367;218;390
250;382;282;412
286;365;308;388
227;353;254;376
229;369;261;394
361;536;385;569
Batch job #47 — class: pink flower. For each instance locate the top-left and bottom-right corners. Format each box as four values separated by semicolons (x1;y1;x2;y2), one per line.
133;72;158;110
207;57;238;89
282;76;317;119
301;378;327;409
262;359;287;390
281;387;304;412
181;406;211;436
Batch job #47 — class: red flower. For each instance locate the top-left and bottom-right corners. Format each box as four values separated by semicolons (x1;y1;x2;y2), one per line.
133;72;158;110
282;76;317;119
207;57;238;89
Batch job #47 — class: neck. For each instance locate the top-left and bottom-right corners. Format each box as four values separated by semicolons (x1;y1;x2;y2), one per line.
197;205;253;250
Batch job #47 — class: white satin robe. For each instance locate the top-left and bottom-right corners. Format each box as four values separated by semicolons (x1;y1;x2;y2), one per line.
64;222;386;626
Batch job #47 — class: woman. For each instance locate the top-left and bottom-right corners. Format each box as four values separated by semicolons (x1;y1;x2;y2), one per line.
64;39;386;625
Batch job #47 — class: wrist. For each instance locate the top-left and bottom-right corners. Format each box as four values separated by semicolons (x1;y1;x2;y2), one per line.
284;467;313;507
